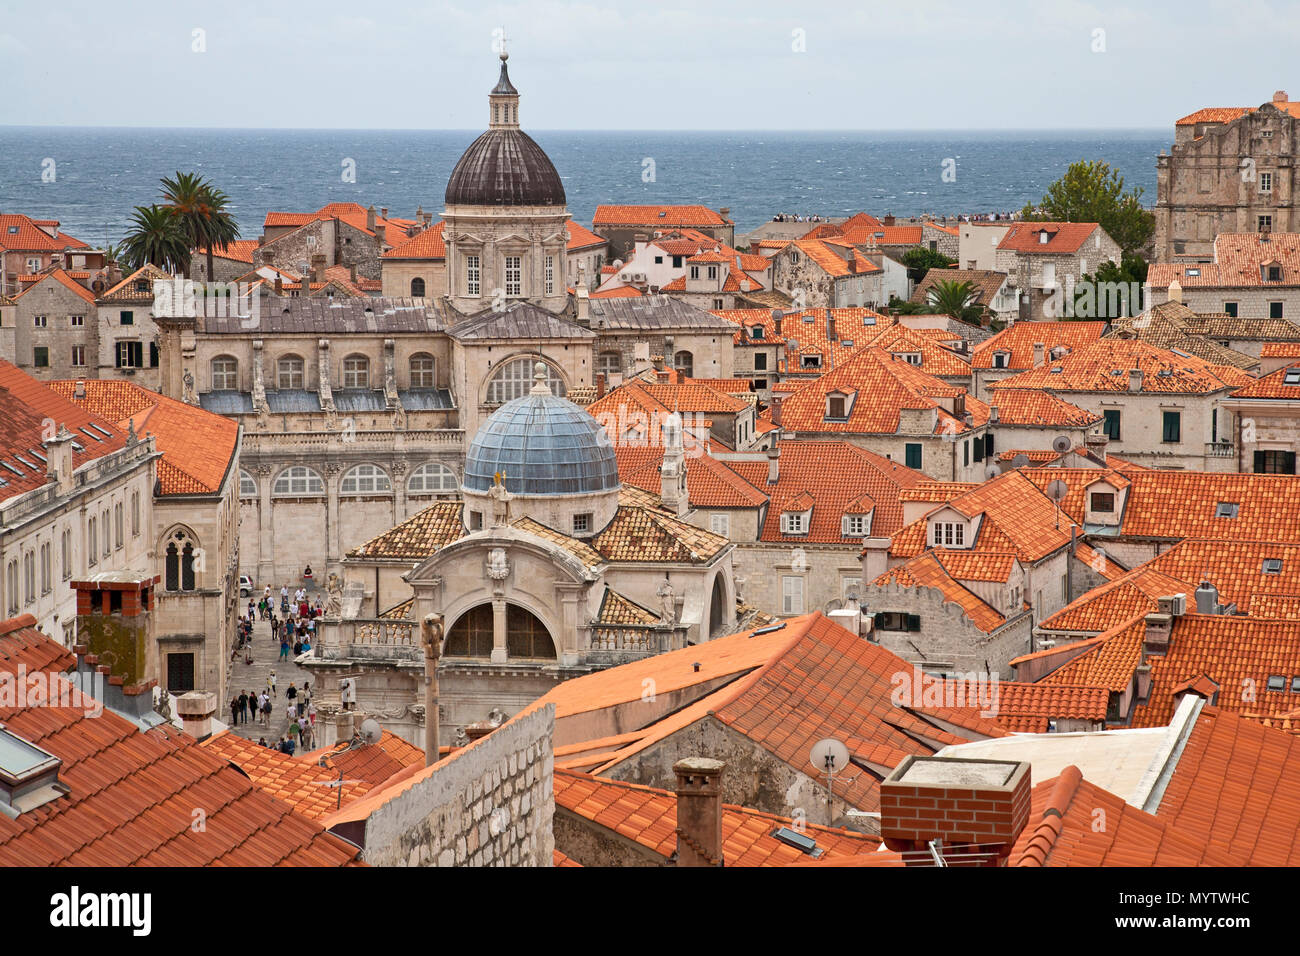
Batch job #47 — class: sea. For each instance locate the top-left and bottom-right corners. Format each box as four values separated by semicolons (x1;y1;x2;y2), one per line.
0;127;1167;244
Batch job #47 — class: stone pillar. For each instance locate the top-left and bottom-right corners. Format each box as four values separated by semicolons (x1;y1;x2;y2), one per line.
391;461;408;523
324;463;342;575
490;596;507;663
256;463;274;585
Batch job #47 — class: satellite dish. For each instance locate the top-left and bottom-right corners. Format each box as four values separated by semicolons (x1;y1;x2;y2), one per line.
1052;435;1072;455
359;718;383;745
1010;454;1031;469
985;464;1002;480
810;737;851;775
1045;479;1070;503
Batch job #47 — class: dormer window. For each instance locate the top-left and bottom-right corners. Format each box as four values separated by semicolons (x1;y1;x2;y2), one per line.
1266;265;1283;281
992;350;1010;369
842;514;870;537
827;395;847;420
1215;502;1239;519
893;352;922;366
1038;230;1051;244
1049;346;1069;360
1090;492;1115;512
1264;558;1283;574
801;354;822;369
749;326;763;340
780;510;810;534
930;521;966;547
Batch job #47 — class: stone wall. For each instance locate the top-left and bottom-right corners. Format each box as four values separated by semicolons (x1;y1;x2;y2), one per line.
343;701;555;867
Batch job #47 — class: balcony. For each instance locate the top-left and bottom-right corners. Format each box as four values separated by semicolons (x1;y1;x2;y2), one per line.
1205;441;1235;459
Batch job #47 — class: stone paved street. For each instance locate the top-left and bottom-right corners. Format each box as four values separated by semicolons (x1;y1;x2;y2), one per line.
223;609;321;749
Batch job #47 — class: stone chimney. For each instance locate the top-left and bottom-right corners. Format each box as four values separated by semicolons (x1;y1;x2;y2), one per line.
43;425;77;495
380;207;388;220
771;310;783;337
1135;661;1153;702
349;264;358;283
766;444;780;484
1084;431;1108;464
273;274;283;296
575;285;590;323
311;254;326;284
176;691;217;741
988;405;999;423
1032;342;1045;368
718;207;730;222
1167;278;1182;303
827;311;836;343
860;536;891;584
673;757;724;867
366;205;376;232
1128;368;1144;393
880;756;1032;866
1142;610;1173;657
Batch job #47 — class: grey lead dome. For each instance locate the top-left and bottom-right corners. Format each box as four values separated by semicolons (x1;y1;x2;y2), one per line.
463;391;619;496
444;130;566;207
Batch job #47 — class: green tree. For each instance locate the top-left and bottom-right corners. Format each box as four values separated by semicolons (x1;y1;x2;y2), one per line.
1071;254;1150;319
925;279;988;326
1019;159;1153;257
159;172;240;281
120;205;190;272
887;296;932;315
900;247;957;276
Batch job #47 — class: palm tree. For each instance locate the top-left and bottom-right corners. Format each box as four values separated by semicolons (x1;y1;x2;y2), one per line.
160;172;240;281
120;205;190;273
925;279;988;326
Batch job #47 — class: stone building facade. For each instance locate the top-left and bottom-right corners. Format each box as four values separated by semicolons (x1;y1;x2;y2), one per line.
1155;91;1300;261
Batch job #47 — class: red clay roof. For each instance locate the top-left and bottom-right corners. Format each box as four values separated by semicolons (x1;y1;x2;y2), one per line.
380;221;446;260
593;205;731;227
194;238;259;263
997;222;1102;255
971;320;1107;370
993;337;1248;394
0;214;89;253
13;268;97;305
0;619;359;866
48;379;239;496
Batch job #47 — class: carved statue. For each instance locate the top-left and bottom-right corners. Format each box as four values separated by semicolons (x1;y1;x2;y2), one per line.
486;548;510;581
657;580;676;625
454;727;470;748
420;613;444;662
488;470;512;528
325;573;343;617
155;687;171;719
182;369;195;404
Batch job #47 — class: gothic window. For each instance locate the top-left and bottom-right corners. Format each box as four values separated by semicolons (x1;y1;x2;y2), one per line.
164;529;199;592
673;350;694;378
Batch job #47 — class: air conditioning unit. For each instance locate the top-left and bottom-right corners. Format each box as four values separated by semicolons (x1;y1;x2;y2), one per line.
632;273;646;282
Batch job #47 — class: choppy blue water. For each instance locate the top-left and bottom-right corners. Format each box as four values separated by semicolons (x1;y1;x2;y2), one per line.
0;127;1166;243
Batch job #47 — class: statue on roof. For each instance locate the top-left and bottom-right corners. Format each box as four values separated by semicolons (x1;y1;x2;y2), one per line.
488;470;513;528
657;579;676;626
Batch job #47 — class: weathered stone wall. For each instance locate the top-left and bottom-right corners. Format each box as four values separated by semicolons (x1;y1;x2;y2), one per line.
554;807;668;866
351;701;554;867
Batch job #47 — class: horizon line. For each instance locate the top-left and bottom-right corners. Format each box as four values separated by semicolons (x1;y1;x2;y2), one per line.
0;123;1170;135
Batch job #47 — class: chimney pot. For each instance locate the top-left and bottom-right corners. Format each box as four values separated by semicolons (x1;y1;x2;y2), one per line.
673;757;724;867
176;691;217;742
767;445;781;484
1032;342;1045;368
1128;368;1143;393
1194;580;1219;615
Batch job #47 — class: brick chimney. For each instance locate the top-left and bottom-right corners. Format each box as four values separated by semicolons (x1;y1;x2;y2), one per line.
1275;90;1289;104
595;373;606;400
770;395;783;428
176;691;216;741
273;274;283;296
673;757;724;867
71;573;159;687
883;215;896;227
880;756;1032;866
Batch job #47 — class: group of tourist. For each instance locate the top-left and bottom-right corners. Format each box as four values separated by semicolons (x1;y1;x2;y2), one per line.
771;212;827;223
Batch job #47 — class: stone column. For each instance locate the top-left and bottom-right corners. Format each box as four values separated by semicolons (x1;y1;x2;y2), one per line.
256;463;275;584
391;461;408;523
491;595;508;663
324;462;342;575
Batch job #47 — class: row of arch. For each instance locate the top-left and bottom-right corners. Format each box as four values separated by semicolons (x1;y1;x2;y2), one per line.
240;461;460;499
210;353;438;391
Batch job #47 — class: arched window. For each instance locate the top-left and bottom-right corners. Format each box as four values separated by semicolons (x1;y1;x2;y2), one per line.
340;463;392;495
596;351;622;378
486;357;565;404
277;355;304;389
408;462;458;494
410;353;435;389
239;470;257;498
673;350;694;378
273;466;324;496
164;529;199;592
410;277;426;297
341;354;369;389
445;603;555;659
211;356;238;390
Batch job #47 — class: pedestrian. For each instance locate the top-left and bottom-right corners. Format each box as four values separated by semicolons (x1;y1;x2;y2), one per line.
261;694;272;727
279;638;289;661
286;683;297;703
244;643;253;666
258;737;267;748
308;701;317;729
247;691;256;724
267;669;276;697
229;696;239;725
283;735;295;757
237;691;248;724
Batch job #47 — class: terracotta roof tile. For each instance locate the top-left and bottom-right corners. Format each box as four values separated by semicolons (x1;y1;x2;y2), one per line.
993;337;1246;394
971;320;1106;370
997;222;1102;254
592;205;731;227
0;214;89;253
346;501;464;561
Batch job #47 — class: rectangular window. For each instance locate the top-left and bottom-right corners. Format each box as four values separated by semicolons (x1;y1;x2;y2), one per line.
1223;301;1238;317
504;255;522;296
905;443;922;470
25;257;40;274
545;255;555;295
781;575;804;615
61;529;71;580
672;255;683;268
843;515;867;536
131;491;140;536
1261;172;1273;192
102;509;110;556
33;315;47;328
166;653;196;693
931;522;965;547
710;513;730;536
826;395;846;419
963;441;969;467
88;518;97;566
754;353;768;371
1103;409;1121;440
116;341;143;368
120;310;134;325
973;436;984;462
1162;410;1181;443
1255;450;1298;474
71;345;85;366
70;314;84;327
33;346;49;368
466;255;480;296
690;266;700;280
1260;215;1273;232
1090;492;1115;512
114;503;124;549
1271;301;1285;319
572;513;592;534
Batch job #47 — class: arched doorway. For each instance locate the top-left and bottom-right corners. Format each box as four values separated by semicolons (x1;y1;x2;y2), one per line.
445;602;557;660
709;574;727;639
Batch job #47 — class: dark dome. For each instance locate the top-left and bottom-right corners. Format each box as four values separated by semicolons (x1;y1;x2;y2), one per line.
464;390;618;496
445;129;566;207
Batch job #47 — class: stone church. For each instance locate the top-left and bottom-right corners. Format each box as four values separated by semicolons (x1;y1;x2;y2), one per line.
153;52;736;588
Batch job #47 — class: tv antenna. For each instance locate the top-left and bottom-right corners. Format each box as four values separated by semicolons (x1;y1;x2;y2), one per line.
1045;478;1069;530
310;767;365;810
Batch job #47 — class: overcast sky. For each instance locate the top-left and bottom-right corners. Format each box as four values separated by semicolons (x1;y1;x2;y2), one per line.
1;0;1295;130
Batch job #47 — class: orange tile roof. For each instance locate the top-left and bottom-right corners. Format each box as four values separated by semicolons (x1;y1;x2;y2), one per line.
49;379;239;496
985;387;1100;427
1176;97;1300;126
1231;363;1300;399
724;440;924;543
593;205;731;227
790;239;881;278
971;320;1107;370
993;682;1110;724
0;361;128;501
1155;705;1300;865
1041;615;1146;692
875;551;1007;633
997;222;1102;255
553;848;582;866
711;306;891;366
264;202;413;241
346;501;465;561
591;505;730;564
566;221;606;251
14;268;97;305
863;323;973;378
0;214;89;253
1010;765;1235;866
554;769;883;866
992;337;1249;394
590;285;643;299
1262;342;1300;358
381;221;446;260
194;238;259;263
1038;565;1195;634
0;620;359;866
639;382;749;414
617;445;769;510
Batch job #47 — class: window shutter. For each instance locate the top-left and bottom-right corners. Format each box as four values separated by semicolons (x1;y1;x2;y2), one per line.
906;614;921;632
841;515;850;536
780;513;789;533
